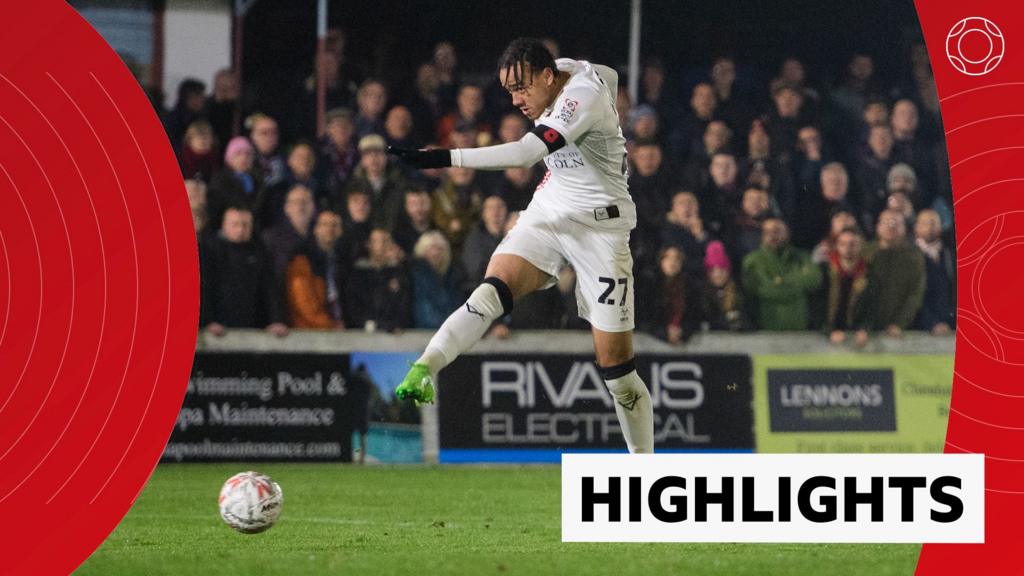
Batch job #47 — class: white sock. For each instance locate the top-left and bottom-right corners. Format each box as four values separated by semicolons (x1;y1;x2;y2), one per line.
417;281;510;377
604;369;654;454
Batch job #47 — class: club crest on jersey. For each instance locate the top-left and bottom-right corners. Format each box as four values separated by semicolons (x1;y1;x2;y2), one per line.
558;98;579;123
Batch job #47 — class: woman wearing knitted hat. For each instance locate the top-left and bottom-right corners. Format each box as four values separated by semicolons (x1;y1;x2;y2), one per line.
701;240;749;332
207;136;269;231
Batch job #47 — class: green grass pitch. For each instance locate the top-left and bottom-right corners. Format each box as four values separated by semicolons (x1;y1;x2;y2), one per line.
77;464;920;575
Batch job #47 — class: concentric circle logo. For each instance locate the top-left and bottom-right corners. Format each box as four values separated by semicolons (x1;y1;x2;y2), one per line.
946;17;1005;76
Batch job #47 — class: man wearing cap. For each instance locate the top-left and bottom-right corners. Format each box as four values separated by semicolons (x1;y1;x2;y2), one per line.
318;108;359;193
389;38;654;454
346;134;407;231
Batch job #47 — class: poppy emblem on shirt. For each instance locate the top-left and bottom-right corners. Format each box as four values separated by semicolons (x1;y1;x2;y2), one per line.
543;128;560;143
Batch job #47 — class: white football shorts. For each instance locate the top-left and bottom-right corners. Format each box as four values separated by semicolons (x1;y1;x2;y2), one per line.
492;207;635;332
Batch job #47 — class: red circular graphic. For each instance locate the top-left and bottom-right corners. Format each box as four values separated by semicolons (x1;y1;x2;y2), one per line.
0;2;198;574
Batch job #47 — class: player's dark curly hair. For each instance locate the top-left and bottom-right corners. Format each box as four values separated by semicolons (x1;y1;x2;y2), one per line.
497;38;556;87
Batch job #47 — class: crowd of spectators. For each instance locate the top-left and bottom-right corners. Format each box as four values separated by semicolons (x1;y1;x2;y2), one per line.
169;33;955;345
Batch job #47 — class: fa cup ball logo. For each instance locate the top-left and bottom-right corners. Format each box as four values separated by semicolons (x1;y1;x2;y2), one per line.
946;17;1004;76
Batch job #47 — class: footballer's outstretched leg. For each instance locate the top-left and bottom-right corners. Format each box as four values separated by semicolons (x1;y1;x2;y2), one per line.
395;278;511;405
396;254;551;404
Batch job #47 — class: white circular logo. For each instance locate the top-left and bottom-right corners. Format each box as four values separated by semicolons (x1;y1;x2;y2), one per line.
946;17;1004;76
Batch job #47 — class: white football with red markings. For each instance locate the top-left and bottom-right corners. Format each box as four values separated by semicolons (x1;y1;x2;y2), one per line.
218;471;283;533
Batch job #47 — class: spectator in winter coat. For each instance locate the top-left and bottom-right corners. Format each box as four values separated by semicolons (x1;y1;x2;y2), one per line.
637;246;704;344
208;136;269;230
702;241;749;332
201;206;288;337
392;187;437;256
180;120;220;182
913;209;955;335
263;184;316;291
286;210;349;329
461;195;508;287
411;231;465;329
346;229;412;332
863;209;926;337
742;218;822;330
247;113;287;189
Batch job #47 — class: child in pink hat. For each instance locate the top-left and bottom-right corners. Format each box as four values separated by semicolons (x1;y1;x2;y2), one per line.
224;135;255;167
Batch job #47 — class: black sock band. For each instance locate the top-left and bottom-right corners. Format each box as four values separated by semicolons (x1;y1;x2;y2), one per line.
599;357;637;381
482;277;514;316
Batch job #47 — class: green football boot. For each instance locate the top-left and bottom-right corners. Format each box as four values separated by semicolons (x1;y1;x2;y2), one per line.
395;363;435;405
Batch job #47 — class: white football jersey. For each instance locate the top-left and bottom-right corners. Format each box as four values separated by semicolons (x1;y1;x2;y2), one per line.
529;58;636;231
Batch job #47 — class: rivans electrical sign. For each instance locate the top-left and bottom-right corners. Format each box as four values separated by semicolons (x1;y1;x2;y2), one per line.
439;354;753;462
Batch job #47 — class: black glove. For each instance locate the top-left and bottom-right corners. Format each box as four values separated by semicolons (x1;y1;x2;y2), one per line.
388;146;452;169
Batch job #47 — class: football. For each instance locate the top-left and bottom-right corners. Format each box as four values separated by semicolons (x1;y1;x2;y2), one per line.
218;471;284;534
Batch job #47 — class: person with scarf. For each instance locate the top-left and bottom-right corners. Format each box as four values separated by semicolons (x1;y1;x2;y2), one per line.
318;108;359;193
823;227;872;345
179;120;220;182
246;113;287;189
